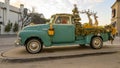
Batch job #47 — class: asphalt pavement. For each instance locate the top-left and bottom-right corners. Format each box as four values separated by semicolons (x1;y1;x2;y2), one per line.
0;35;16;53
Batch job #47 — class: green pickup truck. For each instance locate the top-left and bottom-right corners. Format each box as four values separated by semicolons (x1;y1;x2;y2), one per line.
15;14;113;54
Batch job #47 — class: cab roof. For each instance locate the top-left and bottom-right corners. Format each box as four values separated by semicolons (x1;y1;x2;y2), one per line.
51;13;73;17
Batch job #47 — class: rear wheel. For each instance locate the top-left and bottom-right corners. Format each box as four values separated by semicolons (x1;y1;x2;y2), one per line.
26;39;43;54
90;37;103;49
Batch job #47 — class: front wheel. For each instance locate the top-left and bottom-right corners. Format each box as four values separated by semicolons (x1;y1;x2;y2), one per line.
90;37;103;49
26;39;43;54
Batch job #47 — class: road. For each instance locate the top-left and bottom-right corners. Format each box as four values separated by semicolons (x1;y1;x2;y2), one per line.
0;35;120;68
0;35;16;51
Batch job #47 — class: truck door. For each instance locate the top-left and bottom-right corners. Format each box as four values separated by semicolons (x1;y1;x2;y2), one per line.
52;16;75;43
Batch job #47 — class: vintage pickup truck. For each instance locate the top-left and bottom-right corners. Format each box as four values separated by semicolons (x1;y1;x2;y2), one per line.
15;14;113;54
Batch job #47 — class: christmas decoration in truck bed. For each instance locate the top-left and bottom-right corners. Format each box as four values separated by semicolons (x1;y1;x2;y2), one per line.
72;4;117;39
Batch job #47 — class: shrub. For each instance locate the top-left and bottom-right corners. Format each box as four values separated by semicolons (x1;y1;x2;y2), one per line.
4;22;12;32
13;22;19;32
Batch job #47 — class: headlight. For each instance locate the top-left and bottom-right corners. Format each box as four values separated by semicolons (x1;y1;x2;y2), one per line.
14;37;21;46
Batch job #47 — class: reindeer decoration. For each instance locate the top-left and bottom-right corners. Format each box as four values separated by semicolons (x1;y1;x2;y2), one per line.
93;12;99;26
81;9;93;26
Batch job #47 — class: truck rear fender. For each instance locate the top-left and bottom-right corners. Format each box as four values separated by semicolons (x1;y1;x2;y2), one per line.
91;36;103;42
85;34;103;44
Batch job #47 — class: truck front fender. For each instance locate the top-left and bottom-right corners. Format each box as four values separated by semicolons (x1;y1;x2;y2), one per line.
19;30;52;47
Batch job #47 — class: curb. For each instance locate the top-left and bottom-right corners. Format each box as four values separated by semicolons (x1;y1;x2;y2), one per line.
0;50;118;63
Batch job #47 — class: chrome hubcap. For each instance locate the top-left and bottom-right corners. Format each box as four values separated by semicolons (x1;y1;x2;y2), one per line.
93;39;101;47
29;41;40;51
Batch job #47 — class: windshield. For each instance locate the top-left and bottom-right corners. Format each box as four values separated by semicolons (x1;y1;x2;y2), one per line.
49;16;55;24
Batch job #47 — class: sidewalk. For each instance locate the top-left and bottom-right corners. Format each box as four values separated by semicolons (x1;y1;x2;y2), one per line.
0;45;119;63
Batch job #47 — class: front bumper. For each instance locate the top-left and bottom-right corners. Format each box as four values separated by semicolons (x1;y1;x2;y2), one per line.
14;38;21;46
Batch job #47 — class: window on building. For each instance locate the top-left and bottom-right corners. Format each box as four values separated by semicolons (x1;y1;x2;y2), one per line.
0;22;2;24
112;9;116;18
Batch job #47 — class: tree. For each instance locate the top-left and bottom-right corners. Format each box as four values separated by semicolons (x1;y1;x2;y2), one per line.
30;13;48;24
21;13;49;27
4;22;12;32
13;22;19;32
20;7;48;28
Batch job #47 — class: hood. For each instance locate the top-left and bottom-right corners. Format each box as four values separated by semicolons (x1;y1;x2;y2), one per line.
22;24;49;31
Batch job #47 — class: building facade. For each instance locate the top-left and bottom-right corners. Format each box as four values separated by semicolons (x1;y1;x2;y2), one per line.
0;0;24;34
111;0;120;35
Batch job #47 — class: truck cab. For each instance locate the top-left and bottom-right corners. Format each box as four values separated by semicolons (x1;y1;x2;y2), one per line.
49;14;75;43
15;13;111;54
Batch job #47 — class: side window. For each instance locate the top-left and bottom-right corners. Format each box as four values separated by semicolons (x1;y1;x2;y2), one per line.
55;16;70;24
55;16;61;24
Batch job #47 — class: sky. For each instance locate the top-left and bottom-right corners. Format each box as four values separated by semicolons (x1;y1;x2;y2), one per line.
0;0;116;25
